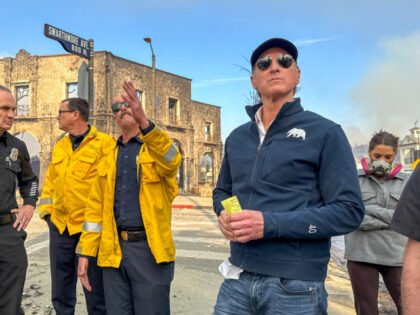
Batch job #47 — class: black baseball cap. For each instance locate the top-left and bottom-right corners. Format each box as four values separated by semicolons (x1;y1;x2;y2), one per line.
250;38;298;68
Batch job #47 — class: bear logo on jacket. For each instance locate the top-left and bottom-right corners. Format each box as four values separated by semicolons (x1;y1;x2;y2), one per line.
286;128;306;140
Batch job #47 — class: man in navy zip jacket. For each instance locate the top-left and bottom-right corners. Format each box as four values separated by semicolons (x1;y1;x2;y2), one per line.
213;38;364;315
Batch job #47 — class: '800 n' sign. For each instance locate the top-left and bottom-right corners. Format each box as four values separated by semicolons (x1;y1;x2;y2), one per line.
44;24;91;59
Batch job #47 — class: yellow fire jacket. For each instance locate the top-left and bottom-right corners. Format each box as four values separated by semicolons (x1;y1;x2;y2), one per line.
39;126;116;235
76;126;181;266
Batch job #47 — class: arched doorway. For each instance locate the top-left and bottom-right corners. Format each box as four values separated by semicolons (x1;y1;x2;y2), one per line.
200;152;214;185
14;131;41;179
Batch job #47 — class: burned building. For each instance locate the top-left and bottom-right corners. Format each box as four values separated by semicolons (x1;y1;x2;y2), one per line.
0;49;223;196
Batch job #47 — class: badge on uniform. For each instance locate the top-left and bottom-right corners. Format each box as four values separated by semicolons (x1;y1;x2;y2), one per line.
10;148;18;161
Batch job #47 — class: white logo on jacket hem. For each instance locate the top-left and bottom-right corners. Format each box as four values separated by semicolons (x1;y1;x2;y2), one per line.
286;128;306;140
308;225;317;234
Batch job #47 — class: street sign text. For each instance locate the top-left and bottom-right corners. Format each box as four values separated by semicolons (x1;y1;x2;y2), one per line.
44;24;91;59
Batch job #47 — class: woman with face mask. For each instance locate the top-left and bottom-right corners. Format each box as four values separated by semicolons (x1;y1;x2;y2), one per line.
344;130;409;315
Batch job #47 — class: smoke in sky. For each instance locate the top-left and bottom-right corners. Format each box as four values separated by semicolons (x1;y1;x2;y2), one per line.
343;125;370;147
347;31;420;144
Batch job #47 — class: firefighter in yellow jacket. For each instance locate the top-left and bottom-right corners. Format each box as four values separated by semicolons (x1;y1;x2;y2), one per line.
77;81;181;315
39;98;115;315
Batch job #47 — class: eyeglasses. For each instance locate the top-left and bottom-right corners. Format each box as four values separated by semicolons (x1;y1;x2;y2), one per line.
255;54;294;71
111;101;130;113
58;110;75;116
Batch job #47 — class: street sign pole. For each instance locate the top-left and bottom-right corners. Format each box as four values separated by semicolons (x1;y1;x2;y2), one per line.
77;62;89;101
88;39;94;126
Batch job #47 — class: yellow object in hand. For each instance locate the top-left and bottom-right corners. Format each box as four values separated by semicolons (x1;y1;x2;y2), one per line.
221;196;242;215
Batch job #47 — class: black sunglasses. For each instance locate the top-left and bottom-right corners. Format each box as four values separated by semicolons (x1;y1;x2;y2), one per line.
111;101;130;113
255;54;294;71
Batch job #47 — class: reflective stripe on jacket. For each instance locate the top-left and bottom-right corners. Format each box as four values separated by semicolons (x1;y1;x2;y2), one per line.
39;126;116;235
76;126;181;266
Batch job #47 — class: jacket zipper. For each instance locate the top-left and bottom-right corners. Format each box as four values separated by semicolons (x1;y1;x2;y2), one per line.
246;119;279;209
246;126;265;209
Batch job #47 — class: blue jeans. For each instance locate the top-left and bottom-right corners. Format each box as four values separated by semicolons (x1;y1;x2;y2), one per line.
214;271;328;315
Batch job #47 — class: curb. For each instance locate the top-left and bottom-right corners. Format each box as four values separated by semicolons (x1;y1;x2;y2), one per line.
172;205;213;210
172;205;194;209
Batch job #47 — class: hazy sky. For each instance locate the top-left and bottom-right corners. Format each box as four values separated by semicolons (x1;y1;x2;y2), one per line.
2;0;419;144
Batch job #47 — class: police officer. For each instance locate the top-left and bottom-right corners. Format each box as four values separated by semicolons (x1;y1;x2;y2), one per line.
0;85;39;314
39;97;115;315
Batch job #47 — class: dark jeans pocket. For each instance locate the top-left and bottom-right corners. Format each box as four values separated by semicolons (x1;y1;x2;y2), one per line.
272;278;326;315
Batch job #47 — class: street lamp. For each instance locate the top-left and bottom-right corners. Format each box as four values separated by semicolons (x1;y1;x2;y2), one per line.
143;37;156;119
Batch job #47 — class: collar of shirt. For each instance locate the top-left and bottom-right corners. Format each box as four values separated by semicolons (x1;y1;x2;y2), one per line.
116;133;143;146
359;169;407;181
0;131;10;146
254;107;270;144
69;125;91;150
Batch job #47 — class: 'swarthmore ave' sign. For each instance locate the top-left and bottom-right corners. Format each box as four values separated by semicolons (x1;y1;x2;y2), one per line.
44;24;91;59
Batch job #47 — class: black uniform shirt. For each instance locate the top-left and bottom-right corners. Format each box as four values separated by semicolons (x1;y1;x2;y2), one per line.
114;135;143;230
391;165;420;240
0;131;39;215
69;125;91;151
113;122;154;230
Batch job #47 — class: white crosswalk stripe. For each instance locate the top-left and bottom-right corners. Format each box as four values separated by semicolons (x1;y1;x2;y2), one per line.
174;236;229;245
25;239;49;255
24;208;228;262
176;249;228;261
172;208;229;261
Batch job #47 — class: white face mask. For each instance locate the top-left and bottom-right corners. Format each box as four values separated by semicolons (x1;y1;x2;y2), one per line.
371;159;392;177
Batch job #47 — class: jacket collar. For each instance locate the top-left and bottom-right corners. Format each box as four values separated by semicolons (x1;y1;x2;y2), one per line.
245;98;303;122
358;168;406;180
69;125;91;148
63;125;98;153
84;125;97;140
392;171;406;180
116;133;143;146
